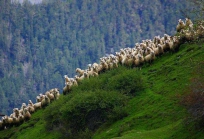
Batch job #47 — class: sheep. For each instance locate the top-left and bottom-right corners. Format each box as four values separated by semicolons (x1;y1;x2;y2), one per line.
63;82;73;95
18;114;24;124
36;96;41;102
64;75;71;84
34;102;42;111
27;106;35;114
3;115;13;127
45;91;55;102
76;68;85;77
112;60;119;68
12;116;20;126
125;54;134;67
196;25;204;38
75;75;84;83
165;39;174;51
53;89;60;100
23;108;31;121
101;60;109;71
185;18;193;27
133;55;140;67
154;44;164;56
41;95;50;107
84;71;90;79
176;19;186;32
144;51;155;63
13;108;20;118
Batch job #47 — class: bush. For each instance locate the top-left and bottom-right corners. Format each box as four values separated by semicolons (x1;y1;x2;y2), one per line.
43;66;146;138
44;90;128;139
181;61;204;128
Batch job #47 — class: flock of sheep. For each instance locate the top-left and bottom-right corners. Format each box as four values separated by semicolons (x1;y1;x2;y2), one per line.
1;18;204;131
62;18;204;95
0;88;60;130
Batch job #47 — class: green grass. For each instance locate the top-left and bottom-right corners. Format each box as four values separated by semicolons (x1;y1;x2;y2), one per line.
0;41;204;139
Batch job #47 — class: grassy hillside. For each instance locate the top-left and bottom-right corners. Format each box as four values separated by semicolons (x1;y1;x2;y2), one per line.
0;41;204;139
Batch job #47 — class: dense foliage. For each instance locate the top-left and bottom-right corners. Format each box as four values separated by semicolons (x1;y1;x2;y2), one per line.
0;0;192;114
43;67;146;138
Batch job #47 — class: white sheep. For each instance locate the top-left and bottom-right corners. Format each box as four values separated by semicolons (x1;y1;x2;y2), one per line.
185;18;193;27
34;102;42;111
27;106;35;114
63;82;73;95
41;95;50;107
12;116;20;126
154;44;164;56
76;68;85;77
45;91;55;102
23;108;31;121
176;19;185;32
145;51;155;63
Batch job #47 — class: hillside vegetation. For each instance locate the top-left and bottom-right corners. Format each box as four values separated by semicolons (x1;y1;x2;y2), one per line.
0;40;203;138
0;0;192;114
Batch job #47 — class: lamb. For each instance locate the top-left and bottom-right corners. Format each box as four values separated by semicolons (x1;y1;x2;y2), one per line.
76;68;85;77
176;19;185;32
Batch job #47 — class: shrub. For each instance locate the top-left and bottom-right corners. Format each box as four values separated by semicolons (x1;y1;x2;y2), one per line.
181;61;204;128
44;90;128;139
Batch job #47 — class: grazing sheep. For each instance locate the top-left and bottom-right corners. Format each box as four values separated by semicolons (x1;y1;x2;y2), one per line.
154;44;164;56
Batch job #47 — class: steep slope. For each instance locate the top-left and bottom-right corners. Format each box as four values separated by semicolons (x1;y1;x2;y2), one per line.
0;41;203;139
0;0;192;115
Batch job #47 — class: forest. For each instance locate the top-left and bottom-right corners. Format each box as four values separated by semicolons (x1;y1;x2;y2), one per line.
0;0;192;114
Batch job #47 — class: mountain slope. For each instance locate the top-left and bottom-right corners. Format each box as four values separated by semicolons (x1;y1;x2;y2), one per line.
0;0;192;115
0;40;203;139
